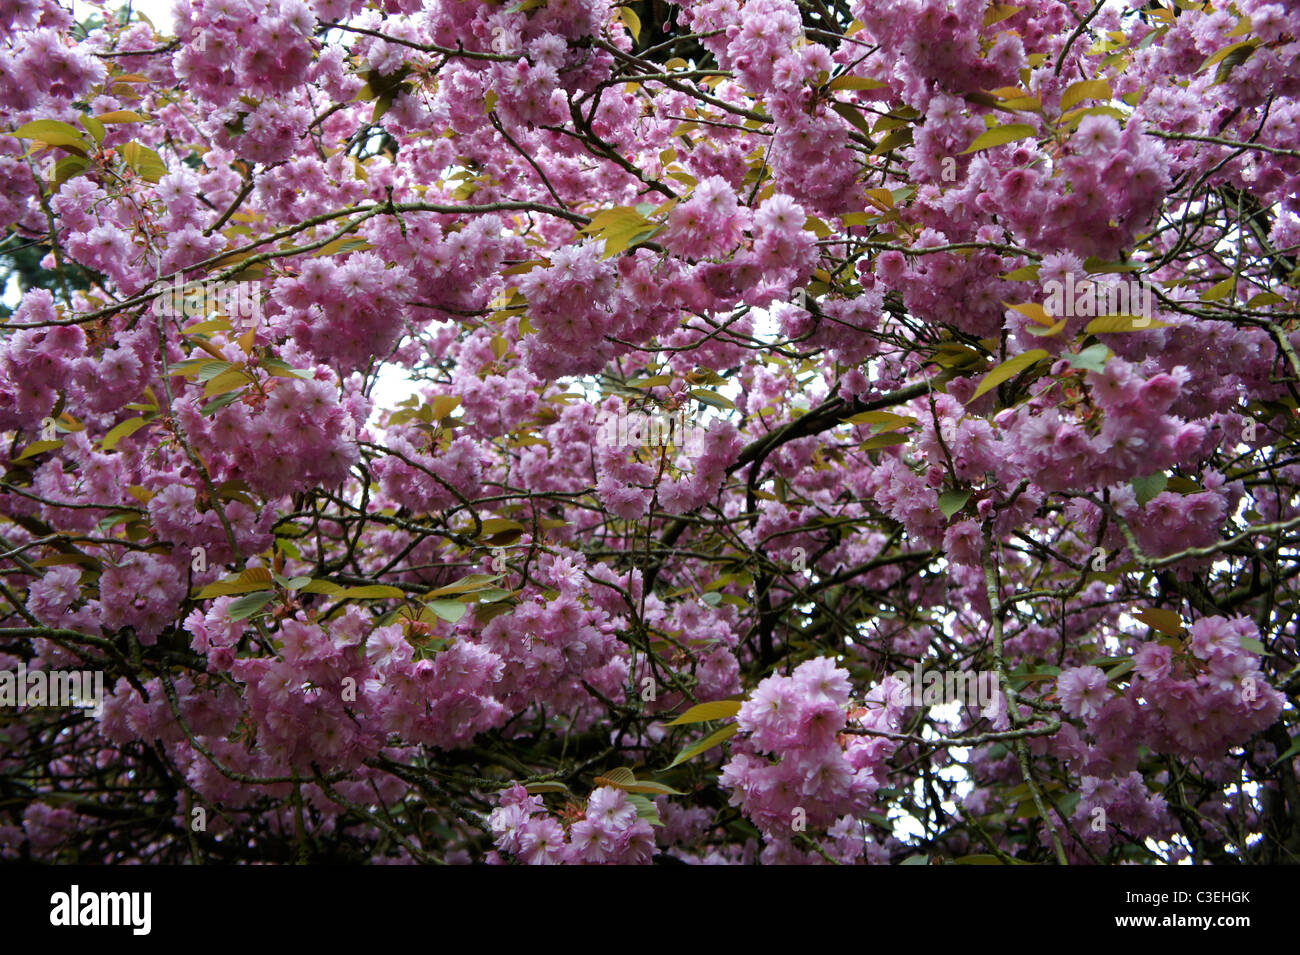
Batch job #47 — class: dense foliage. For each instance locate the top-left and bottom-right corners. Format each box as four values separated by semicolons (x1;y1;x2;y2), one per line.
2;0;1300;864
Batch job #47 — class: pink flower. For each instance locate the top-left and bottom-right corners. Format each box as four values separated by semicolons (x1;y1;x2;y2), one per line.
1057;666;1111;720
517;817;569;865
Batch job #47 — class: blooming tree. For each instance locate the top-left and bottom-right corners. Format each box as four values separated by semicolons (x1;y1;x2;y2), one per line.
2;0;1299;864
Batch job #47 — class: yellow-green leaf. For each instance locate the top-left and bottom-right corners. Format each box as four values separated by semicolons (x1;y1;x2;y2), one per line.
80;115;105;144
120;141;167;183
663;699;742;725
580;206;656;258
523;782;570;794
1084;315;1170;333
300;579;343;595
426;573;504;598
1004;301;1057;326
427;599;468;622
828;75;888;91
101;417;147;450
667;722;739;768
336;585;406;599
962;123;1037;154
430;395;461;419
1024;317;1068;337
871;127;913;156
1060;79;1112;111
593;767;636;787
969;349;1049;401
12;120;89;150
195;578;274;598
831;101;875;137
203;367;250;397
474;517;525;539
1135;607;1184;637
95;110;147;124
984;3;1022;27
592;767;685;795
846;410;916;430
1000;265;1041;281
1202;275;1236;301
690;388;734;410
13;439;64;460
861;432;910;450
618;5;641;41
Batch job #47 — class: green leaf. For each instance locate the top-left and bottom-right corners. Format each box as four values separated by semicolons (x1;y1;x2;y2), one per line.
1066;343;1110;373
831;101;875;137
336;585;405;599
626;374;671;388
953;854;1016;865
845;411;916;430
195;578;273;598
938;489;972;519
261;357;314;380
667;722;739;768
1269;736;1300;768
12;120;89;150
828;74;888;91
101;417;147;451
1165;476;1202;494
617;5;641;41
1240;635;1267;655
593;767;686;796
427;599;468;623
195;360;234;382
663;699;742;725
961;123;1037;154
870;127;913;156
200;392;242;416
1023;317;1068;337
580;206;656;258
49;154;91;191
984;4;1023;27
626;793;664;827
1059;79;1112;111
1131;472;1167;506
227;591;274;620
900;854;930;865
968;349;1049;401
203;366;250;398
1134;607;1183;637
690;388;734;410
523;782;570;794
95;110;147;124
861;432;909;451
80;115;105;144
621;779;685;795
1084;315;1170;333
473;517;525;543
13;439;64;460
120;141;166;183
426;574;503;598
300;579;343;595
1004;301;1056;326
